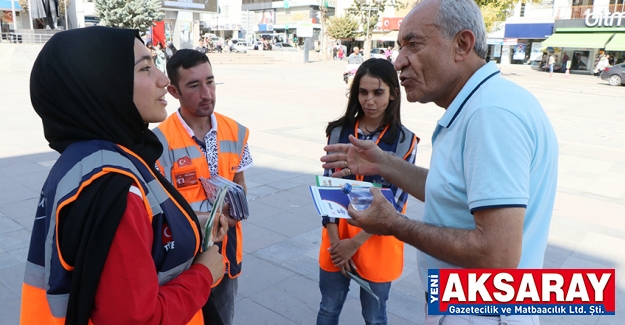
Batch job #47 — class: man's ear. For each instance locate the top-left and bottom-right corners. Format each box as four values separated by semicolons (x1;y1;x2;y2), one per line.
454;30;476;62
167;84;181;99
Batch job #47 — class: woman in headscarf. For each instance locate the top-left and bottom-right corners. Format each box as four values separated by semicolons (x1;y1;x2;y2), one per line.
20;26;227;325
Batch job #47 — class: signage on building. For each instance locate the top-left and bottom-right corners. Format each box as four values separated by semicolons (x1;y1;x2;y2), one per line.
584;8;625;27
503;38;518;45
297;21;314;37
162;0;217;13
382;17;402;31
271;0;335;9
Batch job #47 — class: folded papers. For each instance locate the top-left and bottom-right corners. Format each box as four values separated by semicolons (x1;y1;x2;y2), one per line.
200;175;249;221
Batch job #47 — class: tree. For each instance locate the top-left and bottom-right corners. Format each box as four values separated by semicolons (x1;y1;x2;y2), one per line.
348;0;406;59
475;0;517;33
326;15;359;41
411;0;535;33
95;0;164;33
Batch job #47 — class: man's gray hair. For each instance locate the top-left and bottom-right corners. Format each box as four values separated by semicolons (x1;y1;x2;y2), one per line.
434;0;487;59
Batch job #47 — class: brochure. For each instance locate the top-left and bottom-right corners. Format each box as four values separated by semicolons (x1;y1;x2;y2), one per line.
202;184;228;251
200;175;249;221
309;178;399;219
347;270;379;303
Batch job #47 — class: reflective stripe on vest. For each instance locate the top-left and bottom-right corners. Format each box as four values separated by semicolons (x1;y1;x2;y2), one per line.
155;112;248;278
319;123;417;282
21;140;200;323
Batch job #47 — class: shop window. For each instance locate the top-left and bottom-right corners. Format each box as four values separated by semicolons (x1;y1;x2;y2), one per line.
571;50;590;71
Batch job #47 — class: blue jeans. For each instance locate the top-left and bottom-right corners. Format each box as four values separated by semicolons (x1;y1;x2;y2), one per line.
316;268;391;325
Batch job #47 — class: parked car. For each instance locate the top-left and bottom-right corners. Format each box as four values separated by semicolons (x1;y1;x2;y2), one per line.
229;39;248;53
273;43;297;51
370;48;386;59
600;64;625;86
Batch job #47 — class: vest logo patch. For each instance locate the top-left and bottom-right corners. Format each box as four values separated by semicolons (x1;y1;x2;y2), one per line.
162;224;175;251
177;156;192;167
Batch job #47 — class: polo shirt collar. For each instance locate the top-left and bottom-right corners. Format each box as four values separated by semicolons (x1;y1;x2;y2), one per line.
175;109;218;139
437;62;500;129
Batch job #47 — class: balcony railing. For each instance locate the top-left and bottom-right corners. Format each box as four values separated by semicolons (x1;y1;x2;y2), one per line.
556;4;625;19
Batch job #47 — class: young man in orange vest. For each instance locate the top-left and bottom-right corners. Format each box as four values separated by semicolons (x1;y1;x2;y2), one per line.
154;49;252;325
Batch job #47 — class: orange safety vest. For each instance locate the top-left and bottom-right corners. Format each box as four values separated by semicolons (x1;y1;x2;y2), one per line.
154;111;249;281
319;123;417;283
20;140;203;325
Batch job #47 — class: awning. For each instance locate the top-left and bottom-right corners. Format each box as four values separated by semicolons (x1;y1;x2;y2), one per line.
605;33;625;51
356;31;398;42
0;0;22;10
541;33;614;48
380;31;398;42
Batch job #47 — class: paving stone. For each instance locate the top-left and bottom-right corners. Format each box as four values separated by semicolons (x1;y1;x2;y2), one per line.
237;255;295;299
0;216;23;235
0;263;25;296
233;298;298;325
0;253;21;271
6;170;49;192
8;247;29;264
0;298;21;325
0;185;39;205
0;197;39;220
248;274;320;324
255;191;313;212
249;209;319;238
254;228;321;265
0;281;19;304
0;162;49;178
247;199;289;223
386;288;424;323
0;229;31;252
281;255;320;282
241;222;288;254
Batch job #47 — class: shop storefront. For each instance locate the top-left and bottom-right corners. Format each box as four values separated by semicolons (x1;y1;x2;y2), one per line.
542;13;625;74
501;22;554;65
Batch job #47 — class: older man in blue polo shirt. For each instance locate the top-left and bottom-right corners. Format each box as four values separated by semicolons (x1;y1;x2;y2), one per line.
321;0;558;324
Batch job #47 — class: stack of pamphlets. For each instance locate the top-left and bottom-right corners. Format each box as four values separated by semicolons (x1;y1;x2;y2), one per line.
202;184;228;251
309;176;398;219
200;175;249;221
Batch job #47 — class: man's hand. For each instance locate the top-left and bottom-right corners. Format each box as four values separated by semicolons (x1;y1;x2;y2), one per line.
347;187;403;236
193;245;224;285
212;213;228;243
221;202;239;227
329;239;359;267
321;135;387;178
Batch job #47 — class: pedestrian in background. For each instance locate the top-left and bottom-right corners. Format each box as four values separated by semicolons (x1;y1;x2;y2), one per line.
155;41;166;74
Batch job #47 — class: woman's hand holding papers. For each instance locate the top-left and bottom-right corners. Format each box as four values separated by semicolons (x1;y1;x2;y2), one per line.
330;239;360;277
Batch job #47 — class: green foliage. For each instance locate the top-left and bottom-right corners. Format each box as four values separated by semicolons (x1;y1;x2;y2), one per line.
475;0;516;32
348;0;406;38
95;0;164;33
326;15;360;40
411;0;535;33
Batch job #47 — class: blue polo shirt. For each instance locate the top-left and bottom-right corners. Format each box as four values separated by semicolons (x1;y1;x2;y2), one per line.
417;62;559;287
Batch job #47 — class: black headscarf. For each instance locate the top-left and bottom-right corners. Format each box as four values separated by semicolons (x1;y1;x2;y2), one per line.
30;26;205;325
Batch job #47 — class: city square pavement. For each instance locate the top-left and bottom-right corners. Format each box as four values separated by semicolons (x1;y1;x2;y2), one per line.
1;43;624;325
